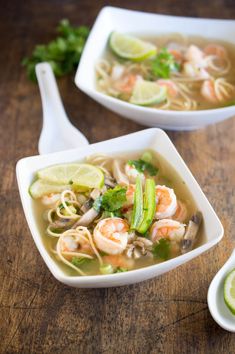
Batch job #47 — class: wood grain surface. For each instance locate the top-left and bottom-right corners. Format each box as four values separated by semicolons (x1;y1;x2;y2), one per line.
0;1;235;353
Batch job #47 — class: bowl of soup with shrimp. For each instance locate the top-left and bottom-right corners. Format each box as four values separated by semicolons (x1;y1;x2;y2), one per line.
16;129;223;288
75;6;235;130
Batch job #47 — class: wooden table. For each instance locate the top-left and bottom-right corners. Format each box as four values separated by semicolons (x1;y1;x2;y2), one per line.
1;1;235;353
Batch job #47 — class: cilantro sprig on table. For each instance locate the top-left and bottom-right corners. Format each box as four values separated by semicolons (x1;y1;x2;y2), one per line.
93;186;127;215
22;19;90;82
151;48;180;79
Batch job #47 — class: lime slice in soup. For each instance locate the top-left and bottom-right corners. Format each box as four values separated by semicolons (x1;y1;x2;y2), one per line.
130;79;167;106
109;32;157;61
37;163;104;189
29;179;70;199
224;269;235;315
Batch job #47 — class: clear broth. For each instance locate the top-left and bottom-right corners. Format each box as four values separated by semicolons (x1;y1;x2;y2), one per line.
32;150;203;276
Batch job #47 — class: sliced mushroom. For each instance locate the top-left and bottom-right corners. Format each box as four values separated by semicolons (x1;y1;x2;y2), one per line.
181;211;202;254
50;219;75;229
112;159;129;186
125;244;135;258
104;176;116;188
80;199;93;213
136;237;153;247
90;189;101;200
73;208;99;227
133;248;142;259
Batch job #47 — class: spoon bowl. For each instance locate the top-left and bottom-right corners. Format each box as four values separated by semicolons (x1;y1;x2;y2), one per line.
208;249;235;332
36;62;89;155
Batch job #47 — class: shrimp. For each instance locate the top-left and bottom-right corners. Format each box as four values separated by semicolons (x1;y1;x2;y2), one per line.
111;64;125;81
60;234;93;255
123;184;135;208
171;200;188;223
41;193;61;206
204;44;227;59
125;163;145;184
102;254;134;269
155;185;177;219
183;62;210;79
93;218;129;255
185;45;205;66
157;79;178;98
115;74;137;93
201;79;234;103
150;219;185;243
168;49;183;63
201;80;218;103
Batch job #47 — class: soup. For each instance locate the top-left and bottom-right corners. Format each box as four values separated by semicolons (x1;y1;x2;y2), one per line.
96;32;235;111
30;150;202;276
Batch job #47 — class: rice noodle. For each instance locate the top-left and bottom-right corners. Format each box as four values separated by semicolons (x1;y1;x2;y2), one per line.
54;226;103;275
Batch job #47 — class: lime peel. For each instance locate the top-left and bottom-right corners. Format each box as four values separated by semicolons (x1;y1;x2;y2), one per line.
109;32;157;61
224;268;235;315
29;180;70;199
130;79;167;106
37;163;104;189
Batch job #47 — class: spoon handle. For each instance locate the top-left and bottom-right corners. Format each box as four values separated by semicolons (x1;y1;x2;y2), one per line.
36;62;69;129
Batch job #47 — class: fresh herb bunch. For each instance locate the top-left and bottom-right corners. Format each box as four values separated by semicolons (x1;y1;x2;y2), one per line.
151;48;179;79
22;19;90;82
128;159;158;176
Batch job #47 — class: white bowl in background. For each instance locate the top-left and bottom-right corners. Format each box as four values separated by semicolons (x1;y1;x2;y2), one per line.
75;6;235;131
16;129;224;288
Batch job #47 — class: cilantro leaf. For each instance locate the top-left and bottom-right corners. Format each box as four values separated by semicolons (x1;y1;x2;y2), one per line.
71;257;91;267
152;48;180;79
152;239;171;260
101;186;127;212
93;186;127;215
128;159;158;176
115;267;128;273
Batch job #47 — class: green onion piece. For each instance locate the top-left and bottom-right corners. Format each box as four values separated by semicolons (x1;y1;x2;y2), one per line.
137;178;156;234
100;264;114;275
131;175;143;229
115;267;128;273
141;151;153;163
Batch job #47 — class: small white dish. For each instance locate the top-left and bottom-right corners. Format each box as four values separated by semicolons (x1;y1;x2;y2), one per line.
75;6;235;131
16;128;224;288
208;249;235;332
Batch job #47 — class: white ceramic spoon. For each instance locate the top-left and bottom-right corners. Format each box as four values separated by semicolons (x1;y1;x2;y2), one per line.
207;249;235;332
35;62;89;154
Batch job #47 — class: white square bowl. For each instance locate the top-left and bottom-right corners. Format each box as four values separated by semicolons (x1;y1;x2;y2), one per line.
16;129;224;288
75;6;235;131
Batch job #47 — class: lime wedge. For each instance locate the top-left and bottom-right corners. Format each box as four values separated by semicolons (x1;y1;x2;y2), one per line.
224;268;235;315
29;179;70;199
109;32;157;61
37;163;104;189
130;79;167;106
